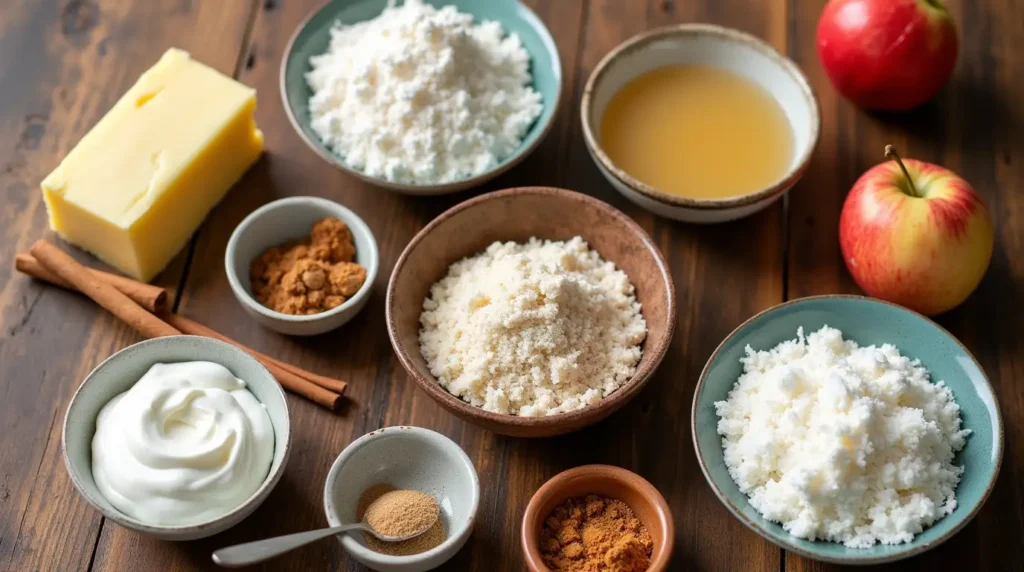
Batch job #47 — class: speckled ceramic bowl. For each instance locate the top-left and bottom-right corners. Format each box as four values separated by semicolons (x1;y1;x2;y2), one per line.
692;295;1003;564
62;336;291;541
225;196;378;336
581;24;820;223
323;426;480;572
386;187;675;437
282;0;562;195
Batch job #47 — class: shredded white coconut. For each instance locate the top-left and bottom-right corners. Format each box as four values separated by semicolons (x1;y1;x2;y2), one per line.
715;326;970;548
305;0;543;185
418;237;647;416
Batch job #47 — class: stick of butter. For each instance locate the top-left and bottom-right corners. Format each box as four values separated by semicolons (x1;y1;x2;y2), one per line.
41;48;263;282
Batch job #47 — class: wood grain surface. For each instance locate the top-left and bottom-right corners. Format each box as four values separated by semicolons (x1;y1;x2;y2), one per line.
0;1;1020;571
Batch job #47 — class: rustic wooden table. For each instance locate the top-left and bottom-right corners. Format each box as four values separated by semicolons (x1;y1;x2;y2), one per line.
1;0;1021;570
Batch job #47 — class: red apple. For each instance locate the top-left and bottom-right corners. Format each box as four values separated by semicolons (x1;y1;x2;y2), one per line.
817;0;958;111
839;146;993;316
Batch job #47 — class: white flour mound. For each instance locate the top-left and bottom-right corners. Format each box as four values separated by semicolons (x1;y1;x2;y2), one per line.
715;326;970;548
419;237;647;416
306;0;543;185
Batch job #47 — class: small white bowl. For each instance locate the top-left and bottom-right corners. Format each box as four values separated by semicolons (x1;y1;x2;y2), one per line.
323;426;480;572
581;24;820;223
62;336;291;541
225;196;379;336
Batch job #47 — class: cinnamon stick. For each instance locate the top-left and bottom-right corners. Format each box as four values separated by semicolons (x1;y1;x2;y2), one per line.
30;240;180;339
16;252;348;396
15;253;167;313
162;313;347;395
246;356;341;411
25;241;342;411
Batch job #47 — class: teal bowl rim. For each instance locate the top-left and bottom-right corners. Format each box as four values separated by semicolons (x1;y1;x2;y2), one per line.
690;294;1004;565
279;0;563;195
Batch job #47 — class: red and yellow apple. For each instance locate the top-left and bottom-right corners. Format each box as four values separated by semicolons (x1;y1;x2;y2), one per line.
839;146;993;316
817;0;958;111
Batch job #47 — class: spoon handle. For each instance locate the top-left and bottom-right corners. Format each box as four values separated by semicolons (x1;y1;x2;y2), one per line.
211;524;363;567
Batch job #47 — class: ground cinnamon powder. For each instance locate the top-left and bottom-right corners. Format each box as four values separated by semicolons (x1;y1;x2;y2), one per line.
251;217;366;315
365;489;439;538
356;484;447;557
540;495;654;572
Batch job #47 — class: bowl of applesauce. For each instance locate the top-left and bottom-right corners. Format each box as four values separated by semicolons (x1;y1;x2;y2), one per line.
581;24;820;223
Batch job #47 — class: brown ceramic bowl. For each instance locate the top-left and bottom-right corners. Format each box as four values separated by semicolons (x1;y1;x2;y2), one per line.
520;465;674;571
386;187;675;437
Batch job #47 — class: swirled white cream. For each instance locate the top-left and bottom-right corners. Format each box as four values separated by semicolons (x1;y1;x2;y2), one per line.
91;361;274;526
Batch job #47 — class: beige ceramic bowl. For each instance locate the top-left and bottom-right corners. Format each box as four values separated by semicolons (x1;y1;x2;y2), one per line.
520;465;674;571
386;187;675;437
581;24;820;223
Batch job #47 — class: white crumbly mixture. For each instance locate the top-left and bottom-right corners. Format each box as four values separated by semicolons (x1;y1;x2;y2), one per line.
715;326;970;548
306;0;543;185
419;237;647;416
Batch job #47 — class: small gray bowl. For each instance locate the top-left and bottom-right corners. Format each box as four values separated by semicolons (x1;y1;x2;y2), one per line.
324;426;479;572
225;196;379;336
62;336;292;541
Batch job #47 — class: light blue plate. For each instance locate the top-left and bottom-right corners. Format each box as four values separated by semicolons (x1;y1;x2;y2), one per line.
280;0;562;195
691;295;1003;564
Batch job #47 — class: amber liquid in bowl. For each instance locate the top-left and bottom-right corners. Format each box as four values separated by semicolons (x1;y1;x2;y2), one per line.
599;64;794;200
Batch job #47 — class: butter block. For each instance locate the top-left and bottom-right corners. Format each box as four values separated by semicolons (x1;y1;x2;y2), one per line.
42;48;263;282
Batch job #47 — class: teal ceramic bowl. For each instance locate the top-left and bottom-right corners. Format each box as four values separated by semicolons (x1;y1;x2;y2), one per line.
692;295;1003;565
281;0;562;195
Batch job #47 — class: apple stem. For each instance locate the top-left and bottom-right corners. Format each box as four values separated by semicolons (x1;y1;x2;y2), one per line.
885;145;921;198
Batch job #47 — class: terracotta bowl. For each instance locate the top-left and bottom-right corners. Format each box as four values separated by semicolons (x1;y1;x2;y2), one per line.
520;465;674;571
386;187;675;437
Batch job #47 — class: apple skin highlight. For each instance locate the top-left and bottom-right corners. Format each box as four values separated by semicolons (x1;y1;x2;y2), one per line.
817;0;958;111
839;158;993;316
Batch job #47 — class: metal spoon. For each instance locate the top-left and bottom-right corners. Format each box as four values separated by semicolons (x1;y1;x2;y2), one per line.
211;517;433;568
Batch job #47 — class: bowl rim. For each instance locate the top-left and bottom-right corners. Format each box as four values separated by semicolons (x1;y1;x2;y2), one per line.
519;464;675;571
224;195;379;325
61;335;292;534
690;294;1005;565
322;425;481;564
279;0;564;195
385;186;676;432
580;23;821;210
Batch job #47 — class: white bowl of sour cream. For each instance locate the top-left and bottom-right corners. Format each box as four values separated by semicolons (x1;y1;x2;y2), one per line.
62;335;291;541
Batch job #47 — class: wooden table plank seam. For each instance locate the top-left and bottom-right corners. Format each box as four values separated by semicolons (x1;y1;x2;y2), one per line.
555;0;593;187
1;374;60;571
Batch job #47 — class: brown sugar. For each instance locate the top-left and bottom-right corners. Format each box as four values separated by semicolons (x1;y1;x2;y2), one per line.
356;484;447;557
540;495;654;572
250;217;367;315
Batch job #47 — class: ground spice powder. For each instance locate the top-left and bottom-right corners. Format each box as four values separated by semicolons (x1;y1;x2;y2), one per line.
365;489;439;537
251;217;366;315
540;495;654;572
357;484;447;557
